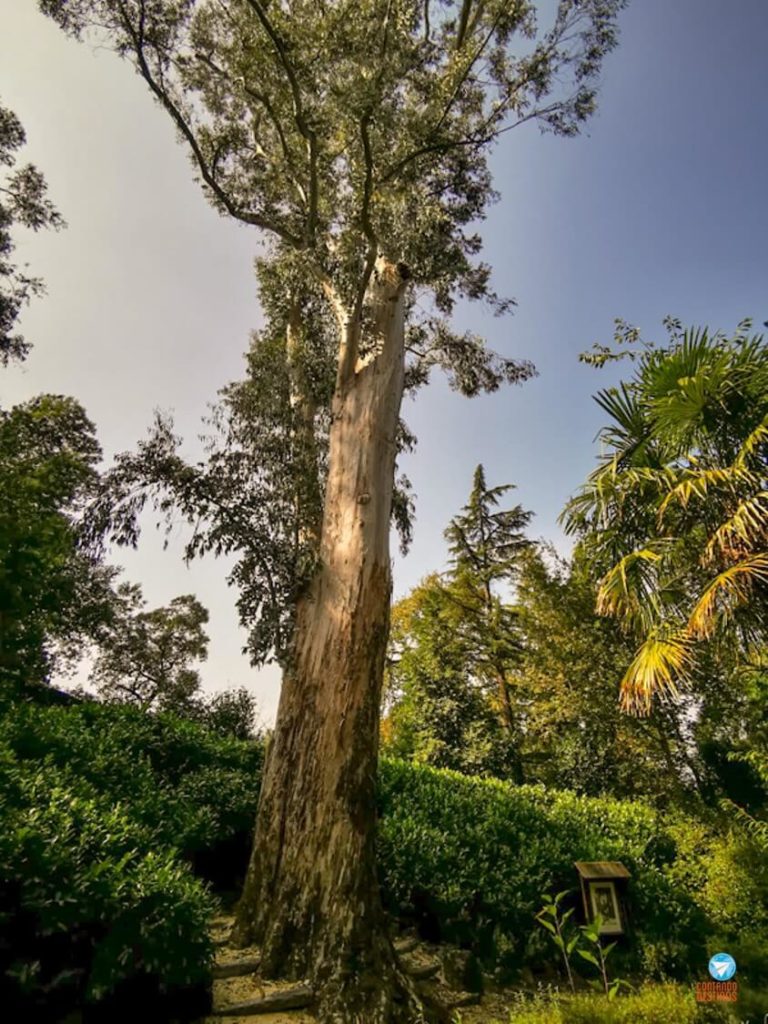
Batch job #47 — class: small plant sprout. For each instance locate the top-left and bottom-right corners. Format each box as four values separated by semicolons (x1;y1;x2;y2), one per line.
577;914;629;998
536;890;578;993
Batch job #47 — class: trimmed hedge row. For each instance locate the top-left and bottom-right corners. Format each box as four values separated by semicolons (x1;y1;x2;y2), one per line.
377;761;707;973
0;689;263;1020
2;689;765;1013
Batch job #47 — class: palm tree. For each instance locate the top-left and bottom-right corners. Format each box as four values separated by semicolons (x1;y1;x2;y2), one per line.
563;320;768;712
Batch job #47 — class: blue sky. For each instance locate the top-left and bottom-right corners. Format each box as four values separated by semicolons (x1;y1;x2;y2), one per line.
2;0;767;719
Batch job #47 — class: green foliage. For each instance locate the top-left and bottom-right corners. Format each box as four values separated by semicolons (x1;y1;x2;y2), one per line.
664;816;768;941
0;102;65;365
189;685;260;740
536;890;577;991
42;0;624;306
576;915;628;997
385;465;532;780
90;583;210;712
0;691;264;1016
507;985;723;1023
514;546;705;803
564;319;768;711
42;0;625;668
0;395;115;684
385;573;518;778
377;759;705;972
6;691;765;1008
462;985;730;1023
0;693;263;858
0;759;214;999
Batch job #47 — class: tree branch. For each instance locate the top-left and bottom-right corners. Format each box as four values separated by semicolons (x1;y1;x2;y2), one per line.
241;0;319;243
193;51;309;209
118;0;303;246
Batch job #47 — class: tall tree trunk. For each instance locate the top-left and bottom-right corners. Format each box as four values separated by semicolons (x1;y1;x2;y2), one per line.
233;259;423;1022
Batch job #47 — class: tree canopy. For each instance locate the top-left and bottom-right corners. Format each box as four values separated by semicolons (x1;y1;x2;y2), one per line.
385;465;530;778
90;584;209;711
46;0;627;673
41;0;623;308
564;319;768;713
0;395;115;684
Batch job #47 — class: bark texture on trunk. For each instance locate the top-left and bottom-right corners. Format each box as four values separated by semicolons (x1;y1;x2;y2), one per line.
233;260;424;1022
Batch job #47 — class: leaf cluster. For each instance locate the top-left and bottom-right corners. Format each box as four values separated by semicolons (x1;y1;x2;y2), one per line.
563;320;768;712
0;102;65;365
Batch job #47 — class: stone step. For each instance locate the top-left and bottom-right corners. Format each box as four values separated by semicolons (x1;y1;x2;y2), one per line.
213;955;262;980
393;935;418;955
404;958;440;981
216;984;314;1017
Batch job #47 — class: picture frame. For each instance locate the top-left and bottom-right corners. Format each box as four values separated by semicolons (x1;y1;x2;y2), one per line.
588;881;623;935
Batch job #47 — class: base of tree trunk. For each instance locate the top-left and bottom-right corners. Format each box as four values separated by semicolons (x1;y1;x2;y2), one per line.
231;916;435;1023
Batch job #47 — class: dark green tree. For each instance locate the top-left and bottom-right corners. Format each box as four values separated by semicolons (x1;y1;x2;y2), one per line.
0;395;115;684
42;1;625;1015
0;102;65;365
384;573;516;779
385;466;530;780
445;464;531;750
192;685;260;741
90;584;209;712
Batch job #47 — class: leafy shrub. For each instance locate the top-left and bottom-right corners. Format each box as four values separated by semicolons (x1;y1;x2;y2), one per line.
1;693;263;872
0;752;215;1020
0;689;263;1018
377;760;705;971
4;689;764;1012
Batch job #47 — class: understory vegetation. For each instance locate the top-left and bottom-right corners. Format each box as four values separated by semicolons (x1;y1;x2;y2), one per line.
2;687;766;1020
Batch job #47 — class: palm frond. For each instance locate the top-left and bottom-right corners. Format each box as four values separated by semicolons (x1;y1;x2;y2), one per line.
687;554;768;639
596;548;663;628
735;412;768;467
620;630;693;714
658;463;757;519
704;491;768;563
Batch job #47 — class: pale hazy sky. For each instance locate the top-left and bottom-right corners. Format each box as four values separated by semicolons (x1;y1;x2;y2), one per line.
2;0;767;721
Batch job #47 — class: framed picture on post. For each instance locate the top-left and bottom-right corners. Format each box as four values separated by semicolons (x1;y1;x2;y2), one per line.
589;881;622;935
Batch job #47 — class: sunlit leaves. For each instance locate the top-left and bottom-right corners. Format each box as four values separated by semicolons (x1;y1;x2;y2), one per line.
620;630;692;713
564;321;768;712
41;0;625;315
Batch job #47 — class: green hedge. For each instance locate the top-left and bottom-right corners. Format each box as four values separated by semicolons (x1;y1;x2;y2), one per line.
0;693;262;862
0;689;262;1019
377;760;709;972
2;689;764;1014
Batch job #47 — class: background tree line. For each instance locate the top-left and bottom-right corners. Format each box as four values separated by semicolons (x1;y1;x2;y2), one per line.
384;319;768;821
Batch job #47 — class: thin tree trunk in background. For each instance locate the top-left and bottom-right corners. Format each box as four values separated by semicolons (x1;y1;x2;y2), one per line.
233;260;423;1022
286;301;322;548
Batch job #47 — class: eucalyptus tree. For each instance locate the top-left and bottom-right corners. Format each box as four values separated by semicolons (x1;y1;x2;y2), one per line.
42;1;625;1017
564;320;768;715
